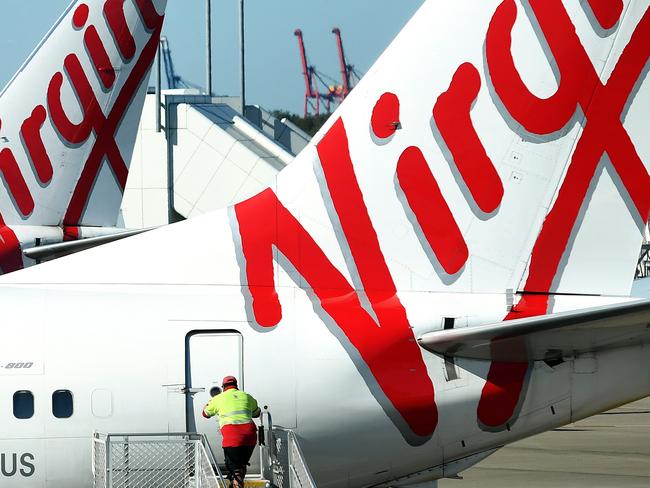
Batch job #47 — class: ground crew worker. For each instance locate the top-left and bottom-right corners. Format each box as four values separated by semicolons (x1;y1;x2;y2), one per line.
203;376;260;488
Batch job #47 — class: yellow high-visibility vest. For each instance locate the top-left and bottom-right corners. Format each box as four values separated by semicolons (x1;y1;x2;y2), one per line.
203;388;259;428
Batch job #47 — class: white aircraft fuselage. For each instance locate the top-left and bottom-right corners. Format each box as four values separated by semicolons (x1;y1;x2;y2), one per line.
1;275;648;487
2;0;650;486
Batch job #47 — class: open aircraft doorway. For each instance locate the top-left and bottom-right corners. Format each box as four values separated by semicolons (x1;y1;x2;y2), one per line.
185;331;244;462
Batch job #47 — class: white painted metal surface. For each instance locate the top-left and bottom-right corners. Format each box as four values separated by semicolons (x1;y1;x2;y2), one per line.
0;1;649;488
188;332;243;460
121;94;297;229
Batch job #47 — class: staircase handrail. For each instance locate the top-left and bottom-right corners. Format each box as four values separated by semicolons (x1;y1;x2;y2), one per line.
199;433;227;488
286;430;317;488
93;431;227;488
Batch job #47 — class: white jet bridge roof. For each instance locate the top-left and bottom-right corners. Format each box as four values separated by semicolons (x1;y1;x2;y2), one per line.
121;93;307;228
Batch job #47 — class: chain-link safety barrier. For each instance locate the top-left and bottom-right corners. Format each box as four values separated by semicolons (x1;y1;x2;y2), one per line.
93;433;226;488
93;435;107;488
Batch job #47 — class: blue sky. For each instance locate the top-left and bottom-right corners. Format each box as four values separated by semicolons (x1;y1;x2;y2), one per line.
0;0;424;114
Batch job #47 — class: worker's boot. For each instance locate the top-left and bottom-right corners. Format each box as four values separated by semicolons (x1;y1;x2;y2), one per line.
232;468;245;488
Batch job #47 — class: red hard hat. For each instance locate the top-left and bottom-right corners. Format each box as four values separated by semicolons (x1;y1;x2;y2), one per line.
222;376;238;387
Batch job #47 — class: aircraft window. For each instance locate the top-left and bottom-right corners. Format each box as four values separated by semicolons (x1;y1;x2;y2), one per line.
13;391;34;419
52;390;73;418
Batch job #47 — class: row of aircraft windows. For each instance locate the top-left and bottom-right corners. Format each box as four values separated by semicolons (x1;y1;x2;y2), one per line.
13;390;73;419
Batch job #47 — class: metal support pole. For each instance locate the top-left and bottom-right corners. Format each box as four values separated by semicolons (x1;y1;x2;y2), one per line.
194;443;201;485
106;436;112;488
124;437;130;488
205;0;212;96
155;44;162;132
239;0;246;115
166;100;176;224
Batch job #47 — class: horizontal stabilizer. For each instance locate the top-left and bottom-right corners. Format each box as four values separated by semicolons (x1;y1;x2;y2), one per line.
418;298;650;362
23;228;151;262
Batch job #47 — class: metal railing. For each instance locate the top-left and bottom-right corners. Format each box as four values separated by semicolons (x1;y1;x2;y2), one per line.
259;410;317;488
286;430;316;488
93;432;226;488
636;243;650;279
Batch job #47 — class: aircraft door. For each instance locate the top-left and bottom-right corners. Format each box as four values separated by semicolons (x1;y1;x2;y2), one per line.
186;331;243;460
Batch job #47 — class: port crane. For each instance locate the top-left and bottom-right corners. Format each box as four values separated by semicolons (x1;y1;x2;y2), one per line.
294;28;361;117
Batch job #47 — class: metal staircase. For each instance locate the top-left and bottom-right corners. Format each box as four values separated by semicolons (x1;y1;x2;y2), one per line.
92;432;226;488
259;411;316;488
93;411;316;488
636;243;650;279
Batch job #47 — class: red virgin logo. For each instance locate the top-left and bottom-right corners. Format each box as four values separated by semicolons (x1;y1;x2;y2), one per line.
0;0;164;226
234;120;438;446
233;0;649;442
479;0;650;431
0;0;164;274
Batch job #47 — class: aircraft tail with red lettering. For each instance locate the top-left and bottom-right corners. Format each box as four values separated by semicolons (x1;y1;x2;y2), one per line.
0;0;166;229
3;0;649;448
238;0;649;315
230;1;649;442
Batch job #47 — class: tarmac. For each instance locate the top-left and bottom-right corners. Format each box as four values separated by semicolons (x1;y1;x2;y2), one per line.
439;397;650;487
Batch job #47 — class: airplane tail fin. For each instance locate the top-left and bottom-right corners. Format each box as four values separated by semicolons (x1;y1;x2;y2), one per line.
230;1;649;440
254;0;649;308
0;0;167;227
